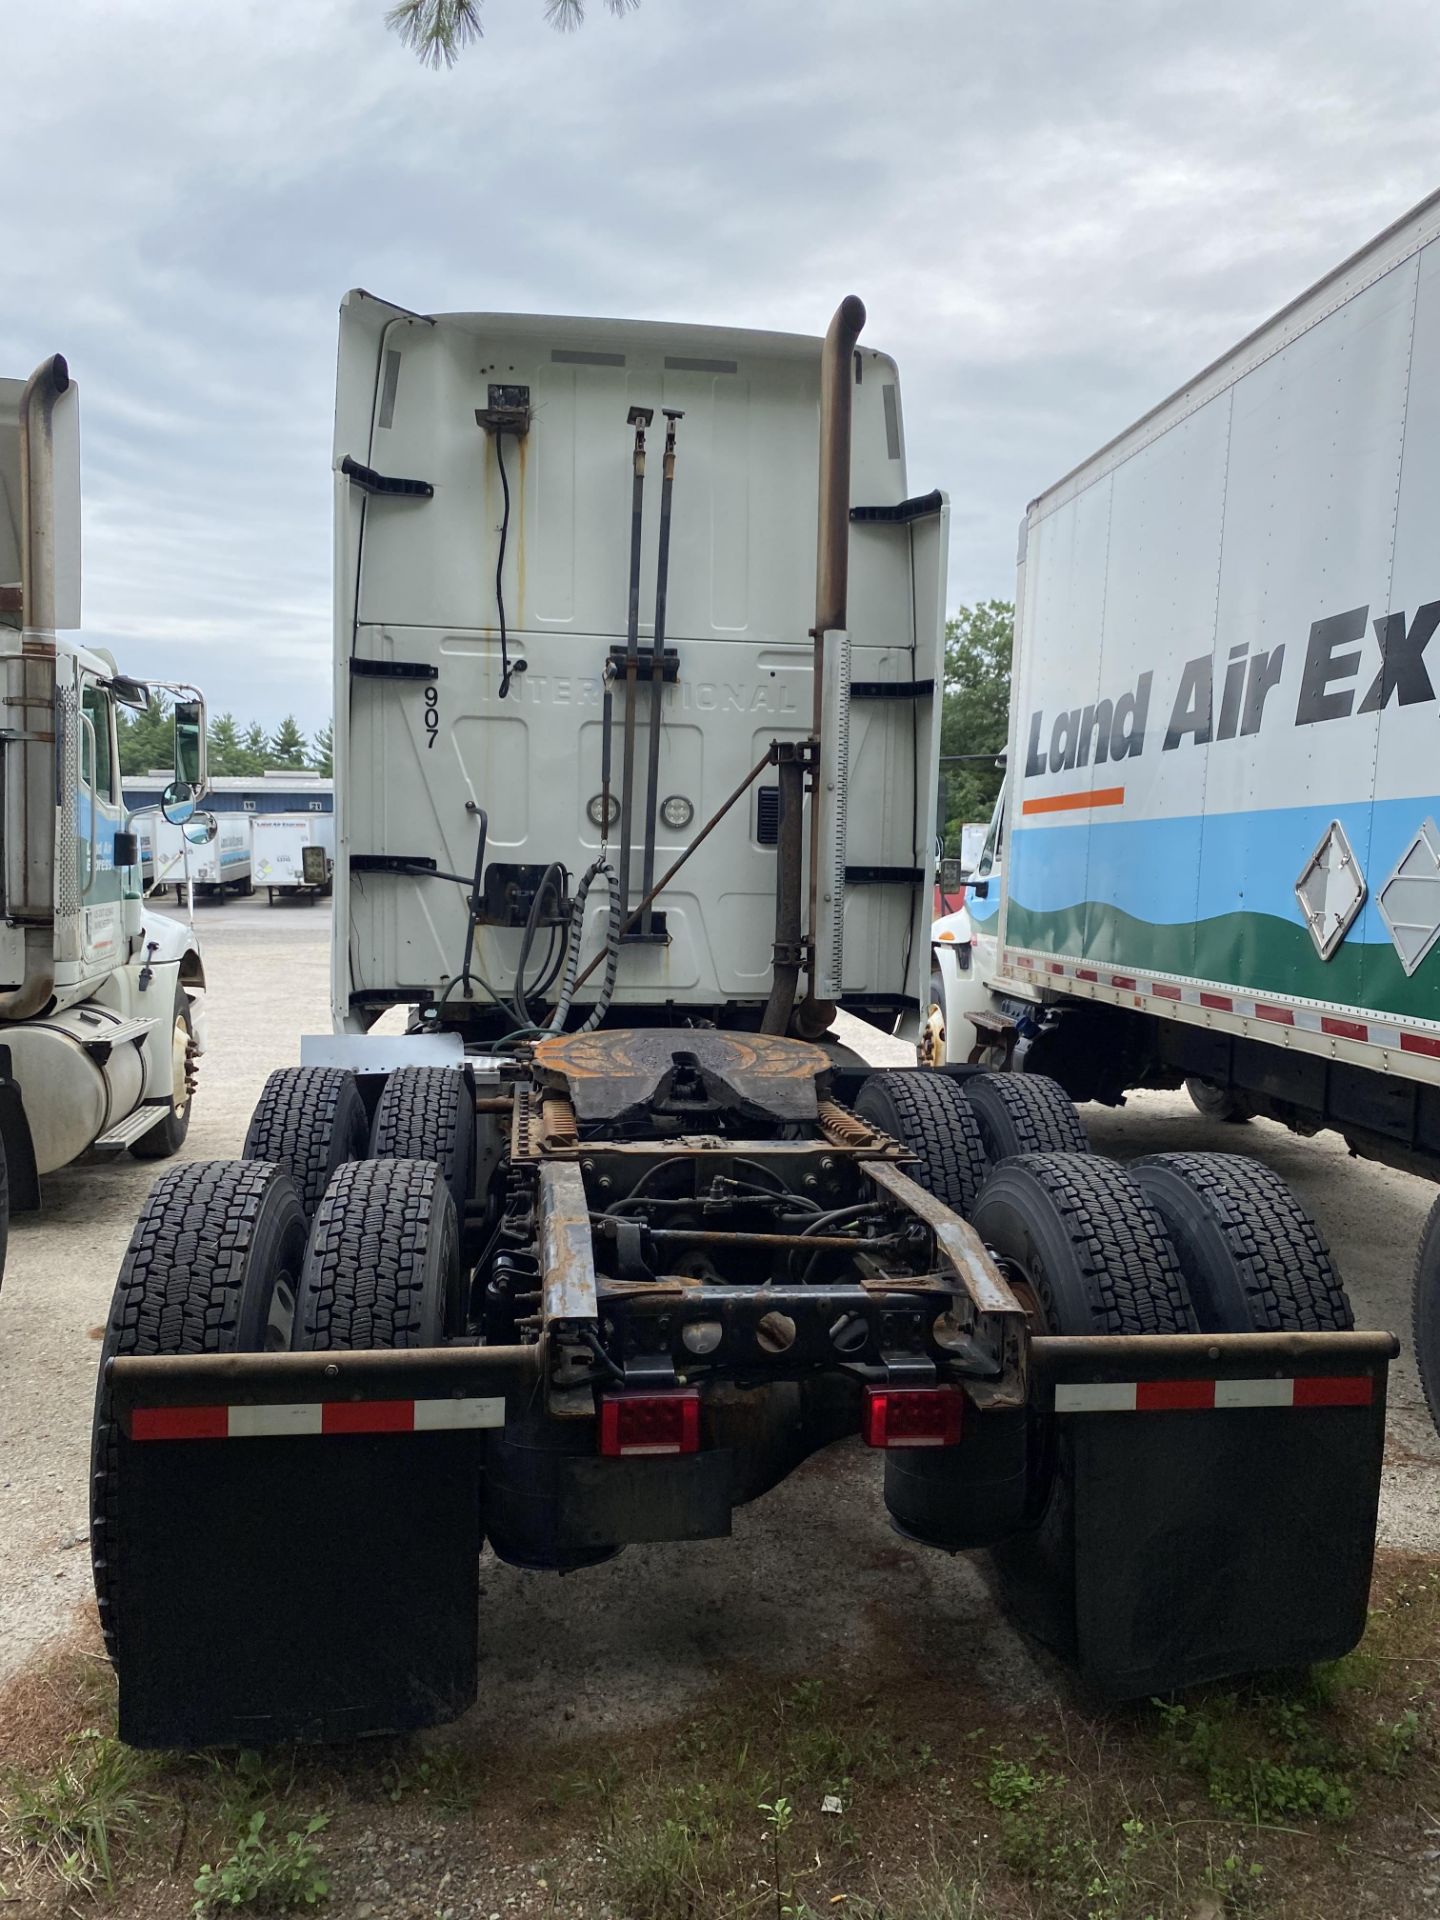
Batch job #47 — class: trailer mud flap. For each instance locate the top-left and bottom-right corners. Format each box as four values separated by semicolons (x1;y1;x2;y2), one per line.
1001;1334;1394;1698
114;1427;484;1747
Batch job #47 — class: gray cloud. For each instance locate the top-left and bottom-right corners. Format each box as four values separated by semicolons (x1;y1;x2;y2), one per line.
2;0;1436;730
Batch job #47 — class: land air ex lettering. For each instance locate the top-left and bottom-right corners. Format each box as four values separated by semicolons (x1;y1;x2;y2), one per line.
1023;594;1437;778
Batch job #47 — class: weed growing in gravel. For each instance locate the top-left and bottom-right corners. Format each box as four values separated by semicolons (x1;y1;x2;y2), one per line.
192;1807;331;1914
0;1726;155;1893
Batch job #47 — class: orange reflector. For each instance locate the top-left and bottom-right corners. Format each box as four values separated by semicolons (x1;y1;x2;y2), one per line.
599;1390;701;1457
861;1385;963;1449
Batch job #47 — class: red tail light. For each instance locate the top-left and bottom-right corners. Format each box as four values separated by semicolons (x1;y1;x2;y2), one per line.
862;1385;963;1449
599;1390;701;1457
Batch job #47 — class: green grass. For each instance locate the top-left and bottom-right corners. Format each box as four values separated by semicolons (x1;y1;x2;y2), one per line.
1;1726;156;1894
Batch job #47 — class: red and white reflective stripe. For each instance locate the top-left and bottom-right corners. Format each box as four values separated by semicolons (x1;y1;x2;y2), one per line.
1002;949;1440;1062
1055;1376;1373;1413
128;1397;505;1441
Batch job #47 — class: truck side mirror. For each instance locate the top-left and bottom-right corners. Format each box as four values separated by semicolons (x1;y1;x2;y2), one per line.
184;812;218;847
174;698;207;796
161;781;195;826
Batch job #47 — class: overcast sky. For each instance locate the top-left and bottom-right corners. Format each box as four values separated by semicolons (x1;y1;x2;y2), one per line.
3;0;1437;737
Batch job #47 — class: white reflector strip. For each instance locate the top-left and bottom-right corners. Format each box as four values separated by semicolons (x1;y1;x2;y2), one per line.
1056;1376;1371;1412
130;1397;507;1440
412;1396;505;1431
1055;1382;1137;1413
1214;1377;1294;1409
228;1403;324;1438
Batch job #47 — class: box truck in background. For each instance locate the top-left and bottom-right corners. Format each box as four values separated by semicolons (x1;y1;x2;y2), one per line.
930;187;1440;1426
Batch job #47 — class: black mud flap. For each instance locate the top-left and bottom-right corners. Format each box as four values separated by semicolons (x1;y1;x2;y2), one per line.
114;1427;484;1747
999;1335;1393;1698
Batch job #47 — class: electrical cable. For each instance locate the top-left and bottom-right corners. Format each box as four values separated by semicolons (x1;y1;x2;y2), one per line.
495;435;524;701
511;862;567;1027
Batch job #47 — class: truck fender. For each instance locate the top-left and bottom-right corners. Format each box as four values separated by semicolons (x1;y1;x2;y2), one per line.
0;1044;40;1212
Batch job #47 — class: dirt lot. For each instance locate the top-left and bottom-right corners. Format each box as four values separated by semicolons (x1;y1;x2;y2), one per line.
2;905;1439;1917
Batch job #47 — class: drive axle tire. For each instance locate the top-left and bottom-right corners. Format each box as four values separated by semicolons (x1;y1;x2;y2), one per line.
370;1066;474;1223
91;1160;309;1658
130;983;197;1160
242;1066;368;1223
972;1152;1193;1337
961;1071;1091;1164
1133;1152;1352;1334
1413;1193;1440;1435
294;1157;462;1349
853;1067;989;1216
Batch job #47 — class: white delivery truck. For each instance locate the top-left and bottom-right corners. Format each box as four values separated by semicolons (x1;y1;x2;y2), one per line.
930;187;1440;1422
0;357;211;1278
148;809;251;900
92;295;1393;1750
251;810;335;901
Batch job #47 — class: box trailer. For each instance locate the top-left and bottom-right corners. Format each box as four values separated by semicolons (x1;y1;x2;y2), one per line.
91;294;1393;1749
933;188;1440;1421
251;811;335;902
148;811;252;900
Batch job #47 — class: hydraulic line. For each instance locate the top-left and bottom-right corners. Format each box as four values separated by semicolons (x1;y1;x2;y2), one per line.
640;409;683;936
616;408;652;921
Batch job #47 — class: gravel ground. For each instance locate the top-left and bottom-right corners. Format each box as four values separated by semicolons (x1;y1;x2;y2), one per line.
1;902;1437;1714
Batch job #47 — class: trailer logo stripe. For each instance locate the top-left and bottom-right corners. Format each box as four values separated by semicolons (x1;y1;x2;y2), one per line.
126;1397;507;1439
1021;785;1126;817
1055;1376;1373;1413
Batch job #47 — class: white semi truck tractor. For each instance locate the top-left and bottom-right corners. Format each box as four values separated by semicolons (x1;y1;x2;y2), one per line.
926;187;1440;1433
93;297;1394;1749
0;357;211;1283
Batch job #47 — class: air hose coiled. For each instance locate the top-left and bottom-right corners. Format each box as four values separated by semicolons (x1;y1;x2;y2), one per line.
547;858;622;1035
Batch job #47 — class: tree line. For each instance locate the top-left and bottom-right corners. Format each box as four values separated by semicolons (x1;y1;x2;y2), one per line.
116;698;333;780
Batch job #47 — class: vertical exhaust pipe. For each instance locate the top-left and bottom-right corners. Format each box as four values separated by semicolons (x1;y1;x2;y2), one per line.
764;297;865;1036
0;356;69;1017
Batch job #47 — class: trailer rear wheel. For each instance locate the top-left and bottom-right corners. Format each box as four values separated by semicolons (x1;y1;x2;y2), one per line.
294;1157;462;1349
1133;1152;1352;1333
90;1160;309;1658
242;1066;368;1223
370;1066;474;1224
1185;1077;1251;1123
1412;1193;1440;1434
961;1071;1091;1163
853;1068;988;1216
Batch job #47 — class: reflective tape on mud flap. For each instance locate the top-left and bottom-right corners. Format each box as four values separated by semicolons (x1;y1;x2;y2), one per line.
1054;1377;1374;1413
128;1398;506;1440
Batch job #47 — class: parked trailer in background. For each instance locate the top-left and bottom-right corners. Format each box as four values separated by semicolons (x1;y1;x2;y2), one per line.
931;188;1440;1424
147;811;252;901
93;293;1393;1751
251;811;335;902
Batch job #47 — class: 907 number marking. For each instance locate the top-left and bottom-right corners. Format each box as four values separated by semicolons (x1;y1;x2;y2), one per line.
424;683;439;749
